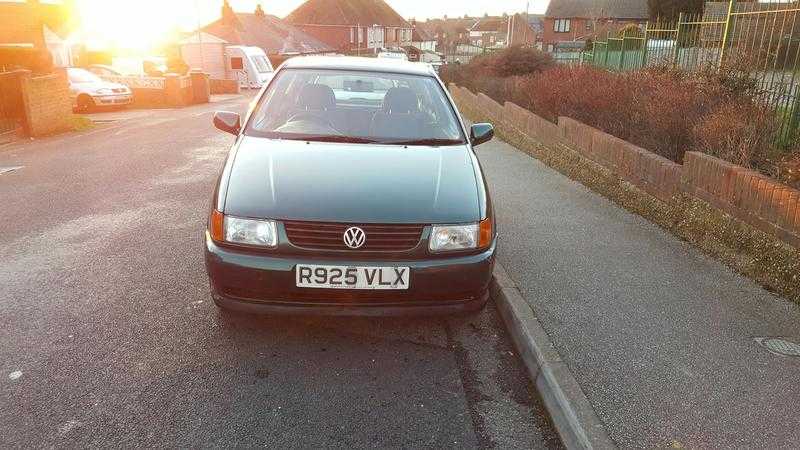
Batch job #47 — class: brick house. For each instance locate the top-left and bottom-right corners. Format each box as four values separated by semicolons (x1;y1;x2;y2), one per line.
285;0;413;54
542;0;648;52
469;14;537;48
0;0;69;72
421;17;476;54
0;0;48;49
410;20;436;52
201;2;335;62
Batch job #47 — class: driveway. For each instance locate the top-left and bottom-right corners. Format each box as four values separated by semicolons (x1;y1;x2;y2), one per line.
0;98;560;448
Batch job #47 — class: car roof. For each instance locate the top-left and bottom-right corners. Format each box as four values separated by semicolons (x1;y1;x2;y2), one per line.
280;56;436;77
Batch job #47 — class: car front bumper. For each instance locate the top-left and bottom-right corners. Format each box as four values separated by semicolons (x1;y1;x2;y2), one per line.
204;233;495;316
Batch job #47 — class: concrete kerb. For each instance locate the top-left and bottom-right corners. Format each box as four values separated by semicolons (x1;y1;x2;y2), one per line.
492;263;617;450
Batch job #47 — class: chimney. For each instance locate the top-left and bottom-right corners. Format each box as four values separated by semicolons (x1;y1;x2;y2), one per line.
255;4;266;18
221;0;236;23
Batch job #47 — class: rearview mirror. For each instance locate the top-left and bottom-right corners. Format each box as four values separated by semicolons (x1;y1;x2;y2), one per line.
213;111;241;136
470;123;494;147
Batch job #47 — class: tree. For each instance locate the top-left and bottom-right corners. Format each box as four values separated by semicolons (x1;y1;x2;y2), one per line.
647;0;704;21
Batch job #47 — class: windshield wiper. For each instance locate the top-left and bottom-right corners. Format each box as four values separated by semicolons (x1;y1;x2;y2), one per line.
281;135;377;144
381;138;464;146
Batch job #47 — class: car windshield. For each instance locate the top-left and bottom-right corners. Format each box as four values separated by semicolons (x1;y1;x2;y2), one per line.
246;68;465;145
68;68;102;84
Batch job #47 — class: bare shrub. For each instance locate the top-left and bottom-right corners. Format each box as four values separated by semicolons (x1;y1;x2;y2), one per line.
469;46;554;78
440;46;553;102
691;101;777;168
500;65;777;164
449;57;783;170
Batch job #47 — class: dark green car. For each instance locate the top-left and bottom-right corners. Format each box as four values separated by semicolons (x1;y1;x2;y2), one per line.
205;56;496;315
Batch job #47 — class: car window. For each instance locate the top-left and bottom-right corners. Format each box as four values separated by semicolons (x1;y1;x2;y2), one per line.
246;68;465;145
253;55;272;74
68;69;102;84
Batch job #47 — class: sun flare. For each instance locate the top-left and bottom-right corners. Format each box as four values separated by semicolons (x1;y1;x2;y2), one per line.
73;0;207;51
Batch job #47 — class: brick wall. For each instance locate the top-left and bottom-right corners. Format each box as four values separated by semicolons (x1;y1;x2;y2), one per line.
118;75;208;109
682;152;800;247
477;93;503;122
449;83;800;248
21;70;72;137
209;78;240;95
0;70;27;135
588;126;682;203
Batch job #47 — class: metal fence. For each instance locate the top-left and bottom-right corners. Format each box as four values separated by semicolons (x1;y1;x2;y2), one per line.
583;0;800;147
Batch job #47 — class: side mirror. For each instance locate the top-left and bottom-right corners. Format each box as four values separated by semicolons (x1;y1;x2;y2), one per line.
213;111;241;136
470;123;494;147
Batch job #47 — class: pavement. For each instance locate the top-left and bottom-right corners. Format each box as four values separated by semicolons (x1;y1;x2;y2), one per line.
0;97;562;448
475;138;800;449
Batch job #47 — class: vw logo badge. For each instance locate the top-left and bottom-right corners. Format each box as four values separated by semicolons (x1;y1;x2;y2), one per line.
343;226;366;249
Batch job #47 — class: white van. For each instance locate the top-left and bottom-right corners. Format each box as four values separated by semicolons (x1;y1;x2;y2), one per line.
225;46;274;89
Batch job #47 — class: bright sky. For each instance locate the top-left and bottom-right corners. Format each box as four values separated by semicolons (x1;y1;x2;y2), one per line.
72;0;549;51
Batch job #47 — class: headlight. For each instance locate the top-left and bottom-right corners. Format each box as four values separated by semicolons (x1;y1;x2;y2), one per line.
429;219;493;252
429;223;479;252
223;215;277;247
95;88;113;95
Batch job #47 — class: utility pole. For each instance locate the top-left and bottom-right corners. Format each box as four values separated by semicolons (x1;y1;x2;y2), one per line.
507;14;512;47
524;1;529;47
194;0;204;71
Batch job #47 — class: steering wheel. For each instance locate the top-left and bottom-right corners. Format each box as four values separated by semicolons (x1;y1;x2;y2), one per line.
286;111;338;131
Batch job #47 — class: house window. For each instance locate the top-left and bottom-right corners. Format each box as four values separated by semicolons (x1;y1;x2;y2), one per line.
358;27;364;43
230;57;244;70
350;27;355;44
586;21;592;31
547;44;554;52
554;19;570;33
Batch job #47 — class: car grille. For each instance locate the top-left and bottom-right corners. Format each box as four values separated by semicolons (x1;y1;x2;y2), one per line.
283;220;424;251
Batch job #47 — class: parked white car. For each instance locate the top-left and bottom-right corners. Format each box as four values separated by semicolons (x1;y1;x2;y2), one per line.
86;64;124;77
67;68;133;112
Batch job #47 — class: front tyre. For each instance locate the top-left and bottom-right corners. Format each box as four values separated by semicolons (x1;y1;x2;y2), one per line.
76;94;95;113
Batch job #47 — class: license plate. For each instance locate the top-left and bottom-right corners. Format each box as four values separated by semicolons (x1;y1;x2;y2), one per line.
296;264;409;290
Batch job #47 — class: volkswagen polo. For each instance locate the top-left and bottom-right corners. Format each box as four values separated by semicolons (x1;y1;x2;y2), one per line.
205;56;496;315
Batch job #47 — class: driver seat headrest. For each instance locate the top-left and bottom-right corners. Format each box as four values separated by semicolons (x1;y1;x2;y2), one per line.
382;87;419;114
297;84;336;111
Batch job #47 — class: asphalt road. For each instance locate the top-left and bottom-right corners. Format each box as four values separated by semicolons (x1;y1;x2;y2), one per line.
0;97;561;449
